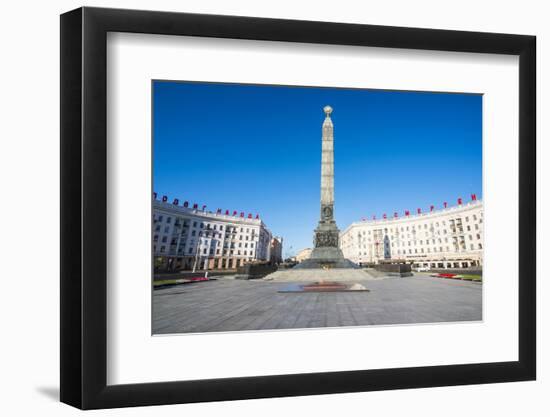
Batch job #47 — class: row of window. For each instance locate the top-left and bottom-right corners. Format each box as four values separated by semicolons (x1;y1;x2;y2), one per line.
153;245;255;257
356;243;483;257
154;214;256;234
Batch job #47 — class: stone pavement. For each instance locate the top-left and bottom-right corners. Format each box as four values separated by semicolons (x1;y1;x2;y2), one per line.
152;274;482;334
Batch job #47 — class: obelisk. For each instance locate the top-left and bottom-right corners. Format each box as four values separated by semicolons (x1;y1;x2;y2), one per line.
296;105;355;269
320;105;335;221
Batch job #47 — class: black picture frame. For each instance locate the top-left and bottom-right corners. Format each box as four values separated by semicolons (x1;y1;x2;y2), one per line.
60;6;536;410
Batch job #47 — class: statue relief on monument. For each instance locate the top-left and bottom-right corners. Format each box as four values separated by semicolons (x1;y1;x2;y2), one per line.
314;230;339;248
322;205;333;221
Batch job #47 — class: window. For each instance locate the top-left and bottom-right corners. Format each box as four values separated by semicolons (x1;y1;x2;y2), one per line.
158;215;163;222
160;246;165;253
166;217;171;224
164;226;169;233
161;236;167;243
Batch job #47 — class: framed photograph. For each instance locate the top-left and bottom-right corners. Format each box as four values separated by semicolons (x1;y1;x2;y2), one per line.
60;6;536;409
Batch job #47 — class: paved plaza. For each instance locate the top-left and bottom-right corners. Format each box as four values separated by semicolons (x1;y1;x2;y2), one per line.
152;274;482;334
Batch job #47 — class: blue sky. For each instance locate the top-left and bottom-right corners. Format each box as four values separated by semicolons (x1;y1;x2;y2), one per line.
153;81;482;257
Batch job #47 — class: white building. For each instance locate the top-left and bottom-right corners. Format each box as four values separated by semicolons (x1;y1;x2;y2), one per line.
294;248;313;263
340;199;483;269
153;196;273;272
270;236;284;264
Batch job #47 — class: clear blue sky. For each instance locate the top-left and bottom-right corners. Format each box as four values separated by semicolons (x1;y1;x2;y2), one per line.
153;81;482;257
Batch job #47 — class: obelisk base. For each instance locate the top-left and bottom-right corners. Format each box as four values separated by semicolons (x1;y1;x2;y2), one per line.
295;223;358;269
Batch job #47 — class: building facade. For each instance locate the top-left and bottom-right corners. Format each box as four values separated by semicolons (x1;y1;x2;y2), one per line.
340;199;483;269
270;237;284;264
153;198;273;272
294;248;313;263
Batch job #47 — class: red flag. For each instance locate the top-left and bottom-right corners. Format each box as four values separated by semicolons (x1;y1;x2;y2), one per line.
216;208;222;214
430;205;434;212
240;212;244;218
255;214;260;219
383;213;387;219
232;210;237;216
394;212;398;218
247;213;252;219
225;209;229;215
417;208;421;214
471;193;477;201
443;202;448;208
173;198;179;205
405;210;410;216
202;204;207;210
183;201;189;208
457;197;463;205
193;203;198;209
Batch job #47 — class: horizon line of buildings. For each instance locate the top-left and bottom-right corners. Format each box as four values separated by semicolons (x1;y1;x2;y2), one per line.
153;195;282;272
295;197;484;269
153;193;483;272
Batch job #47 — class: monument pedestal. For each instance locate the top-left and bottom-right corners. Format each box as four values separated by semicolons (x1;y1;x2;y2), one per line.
295;223;357;268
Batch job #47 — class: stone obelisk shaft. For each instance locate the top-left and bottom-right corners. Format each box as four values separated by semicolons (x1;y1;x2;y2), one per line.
321;110;334;210
296;105;355;268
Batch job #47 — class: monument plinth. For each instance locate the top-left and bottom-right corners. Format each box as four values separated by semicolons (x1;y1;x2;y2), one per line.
296;106;356;269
